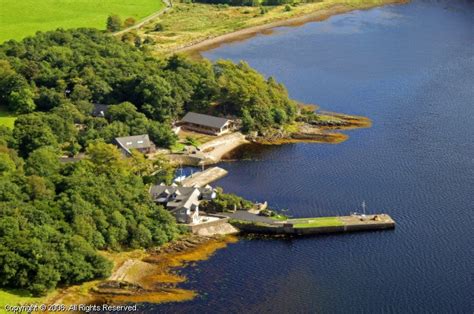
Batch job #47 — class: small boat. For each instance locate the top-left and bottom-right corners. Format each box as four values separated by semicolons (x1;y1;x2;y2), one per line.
174;175;186;183
173;165;187;183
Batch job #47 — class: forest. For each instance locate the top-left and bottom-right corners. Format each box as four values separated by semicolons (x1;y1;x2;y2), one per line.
0;28;297;157
0;28;298;295
0;141;178;295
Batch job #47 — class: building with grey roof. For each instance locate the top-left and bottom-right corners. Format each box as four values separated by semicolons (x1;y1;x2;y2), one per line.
149;184;216;224
114;134;155;156
92;104;109;117
179;112;233;136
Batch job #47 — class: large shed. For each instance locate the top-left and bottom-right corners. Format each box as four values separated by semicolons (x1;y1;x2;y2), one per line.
179;112;233;136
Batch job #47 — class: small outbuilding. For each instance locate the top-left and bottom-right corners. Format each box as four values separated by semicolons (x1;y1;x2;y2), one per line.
179;112;233;136
92;104;109;118
114;134;155;156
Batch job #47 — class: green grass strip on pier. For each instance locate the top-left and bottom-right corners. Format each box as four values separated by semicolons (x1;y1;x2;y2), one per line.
290;217;343;228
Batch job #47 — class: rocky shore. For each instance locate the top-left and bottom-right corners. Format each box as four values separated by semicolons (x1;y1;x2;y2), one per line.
253;112;371;145
44;110;371;309
45;235;237;308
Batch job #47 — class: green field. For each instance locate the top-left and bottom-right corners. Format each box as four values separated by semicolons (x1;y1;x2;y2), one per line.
0;108;16;129
290;217;344;228
0;0;164;43
0;289;48;314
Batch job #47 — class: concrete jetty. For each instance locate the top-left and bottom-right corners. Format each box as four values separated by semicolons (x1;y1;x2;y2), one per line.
198;132;248;165
166;132;249;166
288;214;395;235
185;215;239;236
226;212;395;236
181;166;228;187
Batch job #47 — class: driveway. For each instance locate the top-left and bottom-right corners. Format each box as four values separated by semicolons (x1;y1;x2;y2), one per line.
221;210;275;224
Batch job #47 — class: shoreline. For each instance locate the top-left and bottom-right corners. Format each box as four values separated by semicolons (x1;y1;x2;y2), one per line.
166;111;371;166
44;235;237;307
254;112;372;146
38;112;371;308
174;0;409;56
2;2;400;309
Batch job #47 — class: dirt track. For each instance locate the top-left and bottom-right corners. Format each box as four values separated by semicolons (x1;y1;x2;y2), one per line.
113;0;172;37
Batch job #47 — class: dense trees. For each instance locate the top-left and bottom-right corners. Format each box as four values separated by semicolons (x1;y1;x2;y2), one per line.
0;143;178;295
213;60;297;133
0;60;35;113
0;28;300;295
0;29;297;155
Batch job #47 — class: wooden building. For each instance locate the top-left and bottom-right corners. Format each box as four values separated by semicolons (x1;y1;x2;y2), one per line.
179;112;233;136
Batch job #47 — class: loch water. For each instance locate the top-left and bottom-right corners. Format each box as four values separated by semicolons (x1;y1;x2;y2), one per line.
151;1;474;312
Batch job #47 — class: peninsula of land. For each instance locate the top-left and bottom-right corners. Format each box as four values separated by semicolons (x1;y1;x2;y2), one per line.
163;106;371;167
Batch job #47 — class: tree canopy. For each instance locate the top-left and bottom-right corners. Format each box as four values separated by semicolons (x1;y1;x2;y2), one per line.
0;28;300;296
0;28;297;157
0;143;178;296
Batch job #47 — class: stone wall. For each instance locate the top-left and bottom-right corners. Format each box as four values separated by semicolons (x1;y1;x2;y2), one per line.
186;216;238;235
231;220;395;236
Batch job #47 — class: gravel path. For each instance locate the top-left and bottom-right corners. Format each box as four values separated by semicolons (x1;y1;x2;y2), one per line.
113;0;172;37
221;211;275;224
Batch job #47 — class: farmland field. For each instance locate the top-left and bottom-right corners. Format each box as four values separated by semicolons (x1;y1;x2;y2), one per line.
0;0;164;43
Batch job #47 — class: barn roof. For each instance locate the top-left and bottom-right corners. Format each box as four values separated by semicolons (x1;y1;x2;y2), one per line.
181;112;230;129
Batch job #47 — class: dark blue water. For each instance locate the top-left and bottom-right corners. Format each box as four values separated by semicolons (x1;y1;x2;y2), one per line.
152;1;474;313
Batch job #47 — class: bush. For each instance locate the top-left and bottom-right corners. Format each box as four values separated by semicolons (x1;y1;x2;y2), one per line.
143;37;156;45
154;23;164;31
184;136;200;147
200;188;254;213
284;4;291;11
121;32;138;43
106;15;122;32
123;17;136;28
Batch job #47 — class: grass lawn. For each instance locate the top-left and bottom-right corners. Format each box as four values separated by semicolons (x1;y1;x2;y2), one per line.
290;217;343;228
317;114;346;124
0;108;16;129
170;142;186;153
178;130;214;145
271;214;288;221
0;289;50;314
0;0;164;43
283;122;301;133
